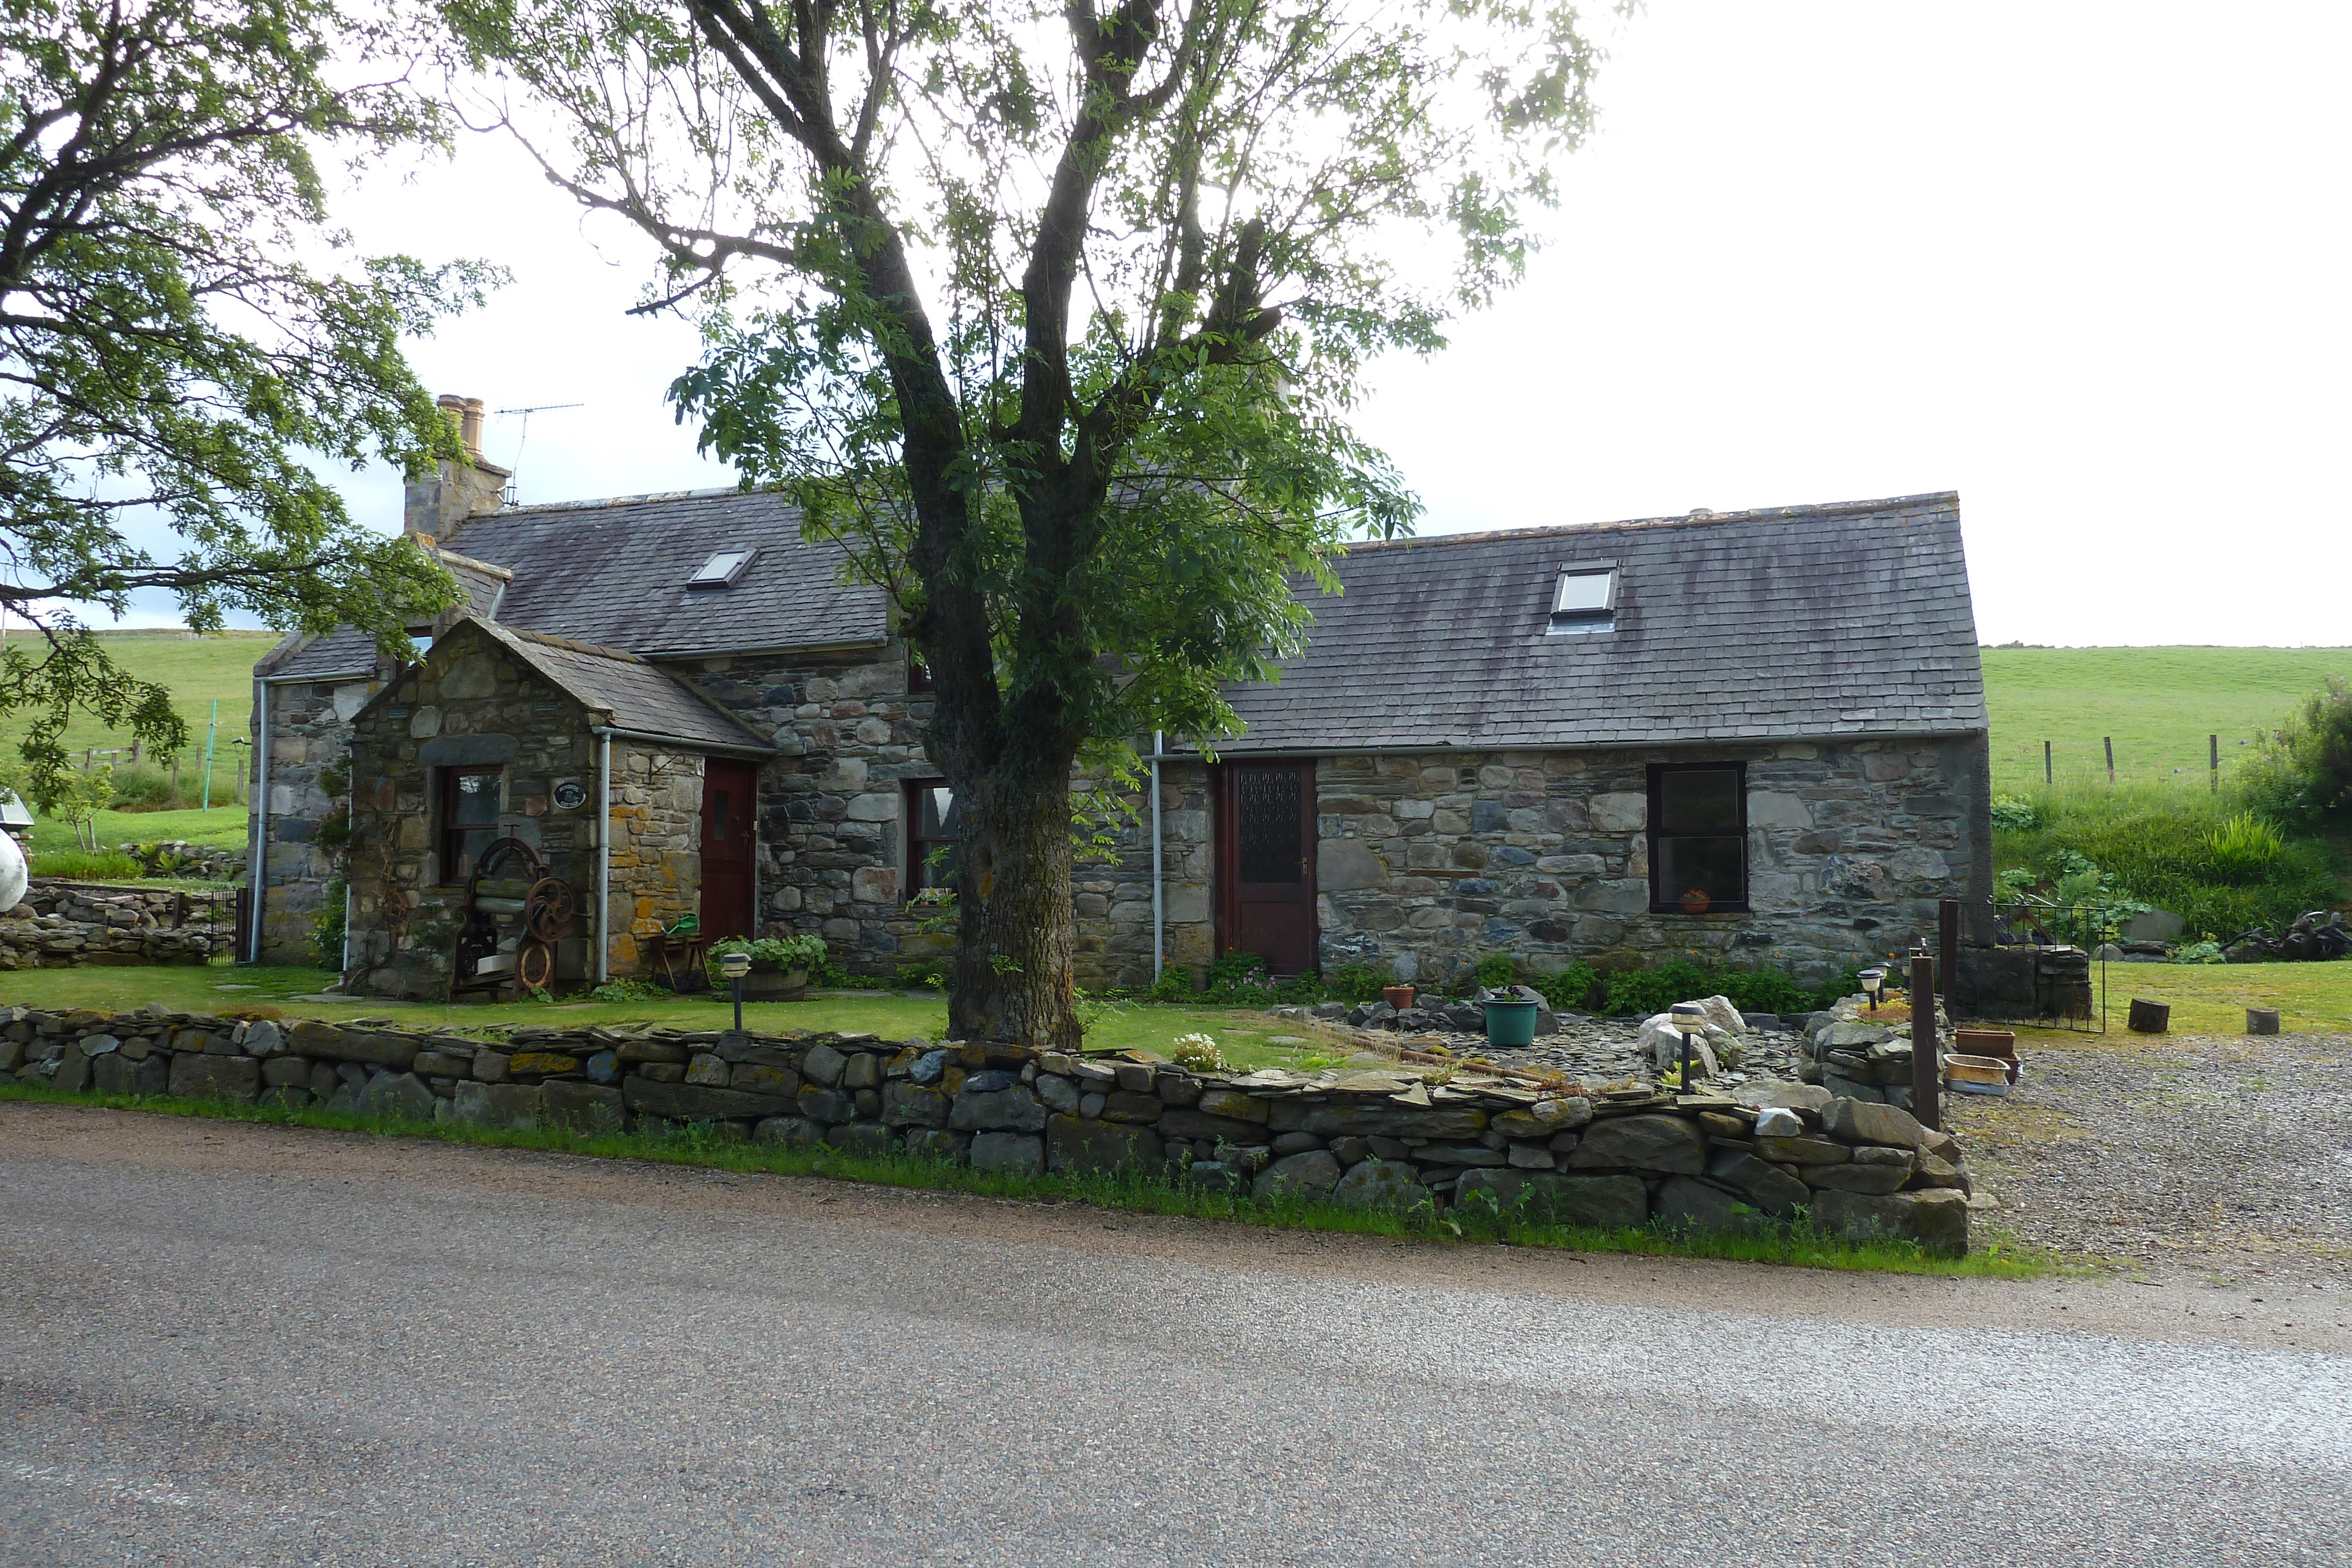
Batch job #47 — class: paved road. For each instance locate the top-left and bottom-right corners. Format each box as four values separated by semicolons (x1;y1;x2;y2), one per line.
4;1104;2348;1567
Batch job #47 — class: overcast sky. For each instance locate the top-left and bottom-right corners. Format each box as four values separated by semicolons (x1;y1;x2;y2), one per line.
142;1;2352;646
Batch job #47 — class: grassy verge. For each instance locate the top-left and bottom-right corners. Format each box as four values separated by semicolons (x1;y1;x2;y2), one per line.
0;1081;2049;1278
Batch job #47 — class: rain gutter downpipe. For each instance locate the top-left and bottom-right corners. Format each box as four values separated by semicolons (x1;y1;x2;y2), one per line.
246;678;269;962
592;726;613;984
1150;730;1165;984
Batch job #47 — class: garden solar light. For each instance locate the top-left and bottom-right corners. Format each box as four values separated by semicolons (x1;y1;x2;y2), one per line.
720;949;752;1030
1859;967;1886;1011
1670;1001;1706;1094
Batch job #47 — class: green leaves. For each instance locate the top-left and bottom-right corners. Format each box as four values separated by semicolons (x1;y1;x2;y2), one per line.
1;0;489;797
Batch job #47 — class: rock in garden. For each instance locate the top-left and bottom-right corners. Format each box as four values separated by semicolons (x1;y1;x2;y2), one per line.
1752;1106;1804;1138
165;1052;259;1103
1331;1159;1424;1208
1825;1096;1929;1150
1653;1175;1764;1233
541;1081;622;1132
968;1131;1043;1176
1455;1169;1648;1229
1566;1113;1708;1175
1706;1151;1812;1216
1811;1188;1969;1255
801;1042;848;1086
1254;1148;1342;1199
1047;1114;1164;1177
356;1069;436;1121
949;1085;1047;1133
1803;1160;1913;1195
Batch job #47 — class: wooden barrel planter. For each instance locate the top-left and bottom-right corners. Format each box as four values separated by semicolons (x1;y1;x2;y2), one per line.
2126;998;2170;1034
741;967;811;1002
2246;1008;2281;1036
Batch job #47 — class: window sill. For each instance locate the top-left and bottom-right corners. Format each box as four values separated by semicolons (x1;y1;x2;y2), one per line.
1649;904;1752;917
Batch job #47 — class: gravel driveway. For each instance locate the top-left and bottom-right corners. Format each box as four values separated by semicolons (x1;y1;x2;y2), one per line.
1946;1028;2352;1284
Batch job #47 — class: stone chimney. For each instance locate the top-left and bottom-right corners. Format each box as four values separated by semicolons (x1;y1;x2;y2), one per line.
406;392;509;541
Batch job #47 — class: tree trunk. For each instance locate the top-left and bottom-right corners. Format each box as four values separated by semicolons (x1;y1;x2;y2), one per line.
945;741;1083;1049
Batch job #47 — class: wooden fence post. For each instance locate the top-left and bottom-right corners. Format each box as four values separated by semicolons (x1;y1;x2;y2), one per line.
2210;733;2219;794
2043;739;2052;786
1910;954;1940;1131
2104;737;2115;785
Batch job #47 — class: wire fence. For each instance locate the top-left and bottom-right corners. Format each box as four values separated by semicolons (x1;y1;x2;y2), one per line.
1989;733;2260;796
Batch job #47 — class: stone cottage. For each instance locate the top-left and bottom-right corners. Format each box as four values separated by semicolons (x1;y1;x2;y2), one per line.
249;397;1990;996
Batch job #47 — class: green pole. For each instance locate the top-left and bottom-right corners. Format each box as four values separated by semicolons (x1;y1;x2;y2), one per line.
201;700;217;811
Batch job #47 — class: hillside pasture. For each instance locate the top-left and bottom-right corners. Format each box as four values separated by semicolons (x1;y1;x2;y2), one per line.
1982;644;2352;796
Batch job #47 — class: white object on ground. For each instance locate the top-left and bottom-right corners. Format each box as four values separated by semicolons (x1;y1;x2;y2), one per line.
0;831;26;913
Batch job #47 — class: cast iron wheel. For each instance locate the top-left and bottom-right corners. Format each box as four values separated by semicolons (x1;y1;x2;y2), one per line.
523;877;575;941
516;938;556;992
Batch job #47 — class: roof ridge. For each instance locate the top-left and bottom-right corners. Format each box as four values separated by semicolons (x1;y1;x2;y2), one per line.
1340;492;1960;555
502;625;646;664
490;484;764;517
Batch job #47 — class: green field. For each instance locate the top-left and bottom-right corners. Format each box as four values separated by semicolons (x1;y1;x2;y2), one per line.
0;627;275;781
1982;645;2352;795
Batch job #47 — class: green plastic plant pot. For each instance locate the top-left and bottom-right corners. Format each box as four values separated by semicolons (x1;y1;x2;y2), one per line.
1482;998;1539;1048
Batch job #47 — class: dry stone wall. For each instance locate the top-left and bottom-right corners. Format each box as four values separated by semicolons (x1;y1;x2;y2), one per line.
1;1001;1973;1253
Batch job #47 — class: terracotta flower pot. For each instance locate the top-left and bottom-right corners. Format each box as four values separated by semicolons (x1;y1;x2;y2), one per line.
1382;985;1415;1011
1678;889;1711;915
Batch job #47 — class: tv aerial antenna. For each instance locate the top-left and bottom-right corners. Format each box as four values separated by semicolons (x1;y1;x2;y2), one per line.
493;402;584;506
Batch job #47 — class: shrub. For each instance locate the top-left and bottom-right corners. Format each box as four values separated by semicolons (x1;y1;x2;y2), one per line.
1988;795;2042;831
2233;676;2352;826
107;763;192;812
1594;957;1852;1019
1532;962;1602;1014
1472;952;1518;988
706;933;827;987
1325;961;1391;1004
1147;968;1192;1003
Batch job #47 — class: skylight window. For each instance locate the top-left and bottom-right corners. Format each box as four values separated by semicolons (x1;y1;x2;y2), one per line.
687;548;756;589
1549;566;1616;634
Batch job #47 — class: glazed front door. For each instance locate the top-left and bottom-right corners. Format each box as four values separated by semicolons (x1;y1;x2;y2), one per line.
700;759;758;941
1216;760;1318;976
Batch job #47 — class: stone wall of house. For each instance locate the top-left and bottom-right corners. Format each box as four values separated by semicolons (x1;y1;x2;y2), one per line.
1309;737;1989;989
343;622;647;999
0;1002;1973;1253
1068;760;1212;992
674;641;940;975
250;671;388;964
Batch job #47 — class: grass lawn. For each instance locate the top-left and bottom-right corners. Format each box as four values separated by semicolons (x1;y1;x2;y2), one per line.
0;964;1352;1068
1982;644;2352;797
2047;958;2352;1038
31;803;250;858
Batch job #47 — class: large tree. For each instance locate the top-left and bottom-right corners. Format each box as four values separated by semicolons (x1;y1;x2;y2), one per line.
0;0;487;800
445;0;1605;1046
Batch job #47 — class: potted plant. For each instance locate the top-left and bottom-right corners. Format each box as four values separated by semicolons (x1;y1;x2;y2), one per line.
1382;983;1416;1011
1678;887;1711;915
706;934;826;1001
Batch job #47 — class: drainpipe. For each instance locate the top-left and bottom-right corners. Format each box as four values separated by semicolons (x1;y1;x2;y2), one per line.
1150;730;1165;983
338;735;355;978
246;678;269;962
593;727;613;983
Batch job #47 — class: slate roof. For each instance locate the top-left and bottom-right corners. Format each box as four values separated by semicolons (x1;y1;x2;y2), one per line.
437;488;888;656
1183;492;1984;755
469;620;772;751
255;626;386;682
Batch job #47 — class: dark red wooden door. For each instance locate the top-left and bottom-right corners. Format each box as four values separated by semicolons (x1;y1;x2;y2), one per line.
1217;760;1318;976
700;759;759;941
